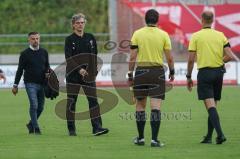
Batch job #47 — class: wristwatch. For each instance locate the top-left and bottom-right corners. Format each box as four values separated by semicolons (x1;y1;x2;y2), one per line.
127;71;133;80
170;68;175;75
186;74;191;79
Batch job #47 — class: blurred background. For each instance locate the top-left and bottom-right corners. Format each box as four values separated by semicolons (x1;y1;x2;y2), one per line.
0;0;240;87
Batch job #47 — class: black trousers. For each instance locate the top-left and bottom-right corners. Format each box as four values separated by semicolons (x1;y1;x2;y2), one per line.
66;77;102;132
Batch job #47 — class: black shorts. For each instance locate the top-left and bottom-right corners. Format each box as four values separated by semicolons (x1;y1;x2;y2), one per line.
133;66;165;100
197;66;225;101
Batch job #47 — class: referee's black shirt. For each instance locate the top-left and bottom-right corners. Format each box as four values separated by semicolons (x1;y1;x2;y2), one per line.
14;48;50;85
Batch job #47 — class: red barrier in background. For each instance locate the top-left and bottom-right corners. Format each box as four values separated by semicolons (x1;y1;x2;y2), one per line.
123;1;240;53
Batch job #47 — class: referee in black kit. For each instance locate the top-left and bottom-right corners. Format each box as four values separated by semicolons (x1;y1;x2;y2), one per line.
187;11;234;144
128;9;175;147
64;13;108;136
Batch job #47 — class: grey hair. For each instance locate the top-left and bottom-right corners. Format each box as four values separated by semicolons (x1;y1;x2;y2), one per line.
71;13;87;25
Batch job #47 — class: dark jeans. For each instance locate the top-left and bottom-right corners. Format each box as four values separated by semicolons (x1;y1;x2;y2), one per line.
66;79;102;133
25;83;45;128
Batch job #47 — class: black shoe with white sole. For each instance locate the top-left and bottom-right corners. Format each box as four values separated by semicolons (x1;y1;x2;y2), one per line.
151;139;164;147
93;128;109;136
133;137;145;146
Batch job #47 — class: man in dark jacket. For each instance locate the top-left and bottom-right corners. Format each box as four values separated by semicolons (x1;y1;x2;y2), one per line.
12;32;50;135
64;13;109;136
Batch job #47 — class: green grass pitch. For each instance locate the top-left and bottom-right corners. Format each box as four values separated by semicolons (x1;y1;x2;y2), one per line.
0;86;239;159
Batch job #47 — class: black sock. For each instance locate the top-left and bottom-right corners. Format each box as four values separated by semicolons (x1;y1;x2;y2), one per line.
135;111;146;139
206;116;214;139
208;107;224;137
150;109;161;141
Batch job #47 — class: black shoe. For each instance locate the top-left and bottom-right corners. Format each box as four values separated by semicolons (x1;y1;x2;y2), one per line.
26;123;34;134
151;139;165;147
133;137;145;146
200;136;212;144
216;136;227;144
34;128;41;135
69;131;77;136
93;128;109;136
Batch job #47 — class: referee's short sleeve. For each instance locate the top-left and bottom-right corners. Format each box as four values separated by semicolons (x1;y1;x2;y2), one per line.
188;34;197;52
130;32;138;49
164;33;172;50
222;33;229;47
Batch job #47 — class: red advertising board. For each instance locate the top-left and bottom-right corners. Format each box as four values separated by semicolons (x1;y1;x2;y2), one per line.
123;1;240;52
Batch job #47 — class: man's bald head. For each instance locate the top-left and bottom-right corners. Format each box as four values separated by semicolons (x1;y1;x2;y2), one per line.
201;11;214;24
